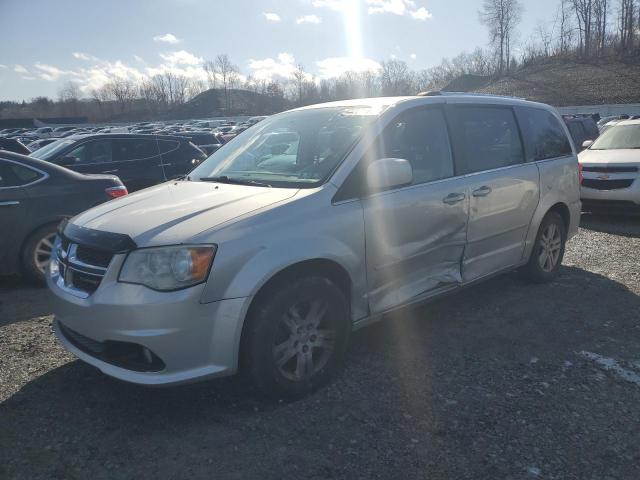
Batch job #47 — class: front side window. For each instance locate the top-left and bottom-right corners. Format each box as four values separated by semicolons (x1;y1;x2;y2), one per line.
0;160;43;187
67;140;113;164
190;105;389;188
371;107;454;186
449;106;524;174
590;124;640;150
516;107;572;161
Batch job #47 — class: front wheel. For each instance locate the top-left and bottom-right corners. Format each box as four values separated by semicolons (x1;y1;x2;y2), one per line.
242;276;351;398
521;211;566;283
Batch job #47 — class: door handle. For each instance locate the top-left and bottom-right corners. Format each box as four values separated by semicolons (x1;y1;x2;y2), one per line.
443;193;465;205
0;200;20;207
472;186;492;197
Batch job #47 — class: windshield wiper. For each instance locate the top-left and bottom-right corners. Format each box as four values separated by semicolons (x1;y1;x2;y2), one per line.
199;175;272;187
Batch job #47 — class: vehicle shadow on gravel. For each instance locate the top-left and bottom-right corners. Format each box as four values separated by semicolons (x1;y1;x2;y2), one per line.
2;265;640;479
580;213;640;238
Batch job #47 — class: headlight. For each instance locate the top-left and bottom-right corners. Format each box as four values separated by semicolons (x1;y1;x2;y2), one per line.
119;245;216;291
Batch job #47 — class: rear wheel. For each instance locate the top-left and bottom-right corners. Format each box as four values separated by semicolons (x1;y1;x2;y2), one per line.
521;211;566;283
22;223;58;285
243;276;350;398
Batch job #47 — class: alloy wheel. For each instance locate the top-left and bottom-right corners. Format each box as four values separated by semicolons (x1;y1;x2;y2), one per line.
272;299;336;382
33;233;56;274
538;223;562;272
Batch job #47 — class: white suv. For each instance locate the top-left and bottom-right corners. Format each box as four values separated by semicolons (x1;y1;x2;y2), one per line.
48;94;581;396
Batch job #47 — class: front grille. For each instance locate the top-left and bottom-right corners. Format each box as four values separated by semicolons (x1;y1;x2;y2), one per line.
582;179;634;190
76;245;113;268
582;166;638;173
58;322;165;372
56;241;112;296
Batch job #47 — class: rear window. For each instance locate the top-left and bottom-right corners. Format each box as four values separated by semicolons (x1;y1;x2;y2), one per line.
449;106;524;174
515;107;573;161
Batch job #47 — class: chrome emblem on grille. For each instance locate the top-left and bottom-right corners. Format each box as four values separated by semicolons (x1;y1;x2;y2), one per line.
597;174;610;180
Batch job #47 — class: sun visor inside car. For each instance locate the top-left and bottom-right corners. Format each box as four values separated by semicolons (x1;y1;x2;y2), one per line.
59;219;137;253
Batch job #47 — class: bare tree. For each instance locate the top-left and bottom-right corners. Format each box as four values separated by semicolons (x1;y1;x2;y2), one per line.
618;0;636;53
479;0;523;73
380;59;413;95
57;81;81;102
212;54;240;111
203;60;218;89
104;78;138;113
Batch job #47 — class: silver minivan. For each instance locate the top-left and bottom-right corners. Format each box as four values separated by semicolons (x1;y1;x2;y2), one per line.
47;94;581;396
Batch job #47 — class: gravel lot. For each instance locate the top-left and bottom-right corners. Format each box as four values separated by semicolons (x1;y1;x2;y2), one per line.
1;215;639;480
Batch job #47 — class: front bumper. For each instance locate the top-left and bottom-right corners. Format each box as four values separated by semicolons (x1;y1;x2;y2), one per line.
47;253;252;386
580;169;640;206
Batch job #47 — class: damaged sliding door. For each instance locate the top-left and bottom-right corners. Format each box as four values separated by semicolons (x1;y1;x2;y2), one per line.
361;105;469;315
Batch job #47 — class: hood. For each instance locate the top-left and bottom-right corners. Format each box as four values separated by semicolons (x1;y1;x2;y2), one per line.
70;181;299;246
578;148;640;165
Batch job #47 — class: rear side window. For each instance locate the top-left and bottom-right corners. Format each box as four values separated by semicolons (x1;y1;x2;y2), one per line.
515;107;572;161
158;140;180;154
0;160;43;187
567;122;585;145
113;139;159;161
449;106;524;174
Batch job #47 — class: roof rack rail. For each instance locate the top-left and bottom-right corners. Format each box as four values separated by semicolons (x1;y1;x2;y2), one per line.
417;91;525;100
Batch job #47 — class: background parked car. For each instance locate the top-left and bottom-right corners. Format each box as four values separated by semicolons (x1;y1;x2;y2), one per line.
579;119;640;215
0;151;127;283
30;134;207;191
563;115;599;151
0;137;31;155
26;138;57;152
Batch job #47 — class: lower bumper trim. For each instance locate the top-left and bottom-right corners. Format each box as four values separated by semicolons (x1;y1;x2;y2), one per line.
58;321;165;372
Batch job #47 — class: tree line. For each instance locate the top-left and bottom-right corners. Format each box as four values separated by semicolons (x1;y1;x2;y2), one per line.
1;0;639;122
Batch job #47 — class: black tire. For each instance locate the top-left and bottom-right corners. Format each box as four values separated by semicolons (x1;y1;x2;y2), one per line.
242;276;351;398
521;211;566;283
22;223;58;285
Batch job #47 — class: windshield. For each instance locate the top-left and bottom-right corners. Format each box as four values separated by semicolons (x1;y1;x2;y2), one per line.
30;138;76;160
590;124;640;150
189;105;386;188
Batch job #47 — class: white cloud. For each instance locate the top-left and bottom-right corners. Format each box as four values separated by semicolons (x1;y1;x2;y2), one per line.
410;7;432;20
365;0;432;20
296;14;322;24
312;0;349;11
410;53;417;60
14;64;28;74
22;76;36;81
153;33;181;44
159;50;203;66
133;55;145;63
72;52;98;61
315;56;381;79
0;64;7;69
248;52;297;81
263;12;281;22
34;63;72;81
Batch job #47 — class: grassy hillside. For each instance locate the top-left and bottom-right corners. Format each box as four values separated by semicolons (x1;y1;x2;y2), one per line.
452;59;640;106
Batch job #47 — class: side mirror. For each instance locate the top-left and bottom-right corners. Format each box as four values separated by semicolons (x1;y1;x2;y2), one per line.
366;158;413;192
582;140;594;149
56;155;77;166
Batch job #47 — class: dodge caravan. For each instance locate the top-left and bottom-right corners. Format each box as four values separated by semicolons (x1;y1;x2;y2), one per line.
48;94;581;396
